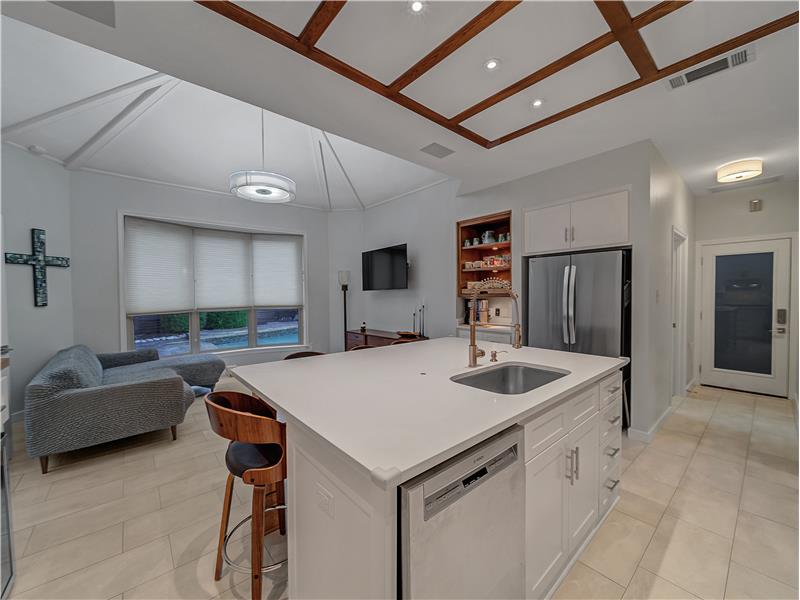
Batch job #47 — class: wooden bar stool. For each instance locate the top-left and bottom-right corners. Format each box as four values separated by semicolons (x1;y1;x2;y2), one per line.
205;391;287;600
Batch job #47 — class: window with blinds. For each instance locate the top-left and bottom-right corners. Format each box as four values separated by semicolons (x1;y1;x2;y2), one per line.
124;217;304;356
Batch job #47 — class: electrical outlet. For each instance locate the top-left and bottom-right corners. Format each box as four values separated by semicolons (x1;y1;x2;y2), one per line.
494;308;501;317
316;482;335;519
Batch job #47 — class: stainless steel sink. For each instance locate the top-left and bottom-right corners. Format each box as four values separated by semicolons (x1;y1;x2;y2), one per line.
451;362;569;395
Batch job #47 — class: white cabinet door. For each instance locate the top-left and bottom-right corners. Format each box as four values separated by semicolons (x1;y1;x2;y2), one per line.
570;191;629;250
565;415;599;553
525;439;569;599
524;204;571;255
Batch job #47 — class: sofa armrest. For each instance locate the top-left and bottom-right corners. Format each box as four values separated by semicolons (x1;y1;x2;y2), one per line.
96;349;159;369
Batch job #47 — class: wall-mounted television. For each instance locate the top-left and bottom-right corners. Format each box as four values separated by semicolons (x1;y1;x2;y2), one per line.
362;244;408;290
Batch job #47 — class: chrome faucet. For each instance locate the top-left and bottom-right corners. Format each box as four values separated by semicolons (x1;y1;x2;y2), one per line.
467;286;486;367
509;291;522;349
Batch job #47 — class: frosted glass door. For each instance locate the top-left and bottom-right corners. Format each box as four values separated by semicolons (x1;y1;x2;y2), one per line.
701;239;790;396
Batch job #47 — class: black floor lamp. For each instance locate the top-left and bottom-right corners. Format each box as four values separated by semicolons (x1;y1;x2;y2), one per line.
338;270;350;349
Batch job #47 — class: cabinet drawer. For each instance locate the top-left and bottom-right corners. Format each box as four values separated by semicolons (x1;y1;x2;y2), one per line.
599;465;621;518
567;386;599;429
599;429;622;477
598;372;622;407
346;333;364;350
598;394;622;446
523;403;569;463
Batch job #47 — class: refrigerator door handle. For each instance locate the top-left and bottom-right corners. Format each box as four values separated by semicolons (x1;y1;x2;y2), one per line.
562;266;570;344
568;265;577;344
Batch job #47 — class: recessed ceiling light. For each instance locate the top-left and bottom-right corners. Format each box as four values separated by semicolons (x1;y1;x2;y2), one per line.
716;158;763;183
484;58;500;71
531;99;544;108
410;1;424;13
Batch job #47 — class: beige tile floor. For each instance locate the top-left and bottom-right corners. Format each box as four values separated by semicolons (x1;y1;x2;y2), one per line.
6;386;798;599
554;386;799;600
7;397;287;600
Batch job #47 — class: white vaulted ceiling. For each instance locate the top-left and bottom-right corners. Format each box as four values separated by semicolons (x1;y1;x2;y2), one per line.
1;16;448;211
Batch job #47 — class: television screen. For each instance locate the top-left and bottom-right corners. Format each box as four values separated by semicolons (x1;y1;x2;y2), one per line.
362;244;408;290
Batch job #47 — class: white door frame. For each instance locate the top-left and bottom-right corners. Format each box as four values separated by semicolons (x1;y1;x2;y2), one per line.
694;233;795;397
671;227;688;396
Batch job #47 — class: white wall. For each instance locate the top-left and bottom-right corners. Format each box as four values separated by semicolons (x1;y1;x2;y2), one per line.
696;181;798;241
2;146;74;414
68;170;332;365
693;180;799;404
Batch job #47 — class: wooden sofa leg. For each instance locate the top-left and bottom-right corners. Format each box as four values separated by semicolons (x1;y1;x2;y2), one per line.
170;425;177;441
39;456;48;474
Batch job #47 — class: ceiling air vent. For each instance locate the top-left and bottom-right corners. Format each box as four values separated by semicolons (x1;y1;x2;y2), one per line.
665;45;755;90
420;143;454;159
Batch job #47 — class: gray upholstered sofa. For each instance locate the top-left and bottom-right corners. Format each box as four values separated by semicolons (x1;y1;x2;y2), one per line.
25;345;225;473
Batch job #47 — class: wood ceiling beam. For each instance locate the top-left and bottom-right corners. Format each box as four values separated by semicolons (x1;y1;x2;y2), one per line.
451;32;616;124
195;1;490;147
487;11;799;148
388;1;521;93
594;1;658;78
299;1;346;48
632;1;692;29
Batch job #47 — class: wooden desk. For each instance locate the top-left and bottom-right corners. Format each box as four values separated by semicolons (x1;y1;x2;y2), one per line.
345;329;427;350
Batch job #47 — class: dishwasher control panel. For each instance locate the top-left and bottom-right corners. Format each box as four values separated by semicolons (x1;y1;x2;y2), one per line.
423;444;518;521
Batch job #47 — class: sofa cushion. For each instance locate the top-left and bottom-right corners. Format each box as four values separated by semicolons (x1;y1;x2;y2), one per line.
151;354;226;387
102;366;180;386
28;345;102;392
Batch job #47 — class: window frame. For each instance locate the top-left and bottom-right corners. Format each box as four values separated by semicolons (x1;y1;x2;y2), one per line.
120;212;308;356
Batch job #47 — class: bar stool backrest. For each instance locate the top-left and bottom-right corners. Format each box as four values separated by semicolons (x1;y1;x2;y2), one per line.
283;351;325;360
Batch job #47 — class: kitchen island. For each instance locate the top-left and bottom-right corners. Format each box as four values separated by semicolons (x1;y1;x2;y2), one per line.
232;337;627;599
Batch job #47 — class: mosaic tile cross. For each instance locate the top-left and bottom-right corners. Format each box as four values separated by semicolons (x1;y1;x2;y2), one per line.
5;228;70;307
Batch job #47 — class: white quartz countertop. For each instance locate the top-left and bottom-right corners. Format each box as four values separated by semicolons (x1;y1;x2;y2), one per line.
232;337;627;488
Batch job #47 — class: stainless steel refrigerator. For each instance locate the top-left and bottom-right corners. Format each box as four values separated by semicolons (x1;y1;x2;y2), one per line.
526;250;632;422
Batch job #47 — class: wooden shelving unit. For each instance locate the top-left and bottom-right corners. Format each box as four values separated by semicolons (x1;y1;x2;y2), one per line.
456;210;512;298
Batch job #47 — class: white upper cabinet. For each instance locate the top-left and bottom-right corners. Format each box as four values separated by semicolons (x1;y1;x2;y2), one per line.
524;203;571;255
570;190;629;250
524;190;629;254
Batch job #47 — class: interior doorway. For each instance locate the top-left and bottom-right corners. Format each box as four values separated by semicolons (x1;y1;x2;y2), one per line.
671;228;688;396
699;237;791;396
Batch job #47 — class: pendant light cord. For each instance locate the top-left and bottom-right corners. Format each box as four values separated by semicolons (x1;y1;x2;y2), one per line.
261;110;265;171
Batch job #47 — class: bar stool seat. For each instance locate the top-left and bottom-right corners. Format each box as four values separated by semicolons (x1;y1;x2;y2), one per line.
225;442;283;478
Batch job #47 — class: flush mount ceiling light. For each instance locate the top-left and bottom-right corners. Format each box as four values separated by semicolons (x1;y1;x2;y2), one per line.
409;1;424;13
230;110;296;203
484;58;500;71
531;98;544;108
716;158;763;183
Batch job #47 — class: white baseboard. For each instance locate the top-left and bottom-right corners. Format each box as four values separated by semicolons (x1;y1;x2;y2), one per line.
628;404;671;443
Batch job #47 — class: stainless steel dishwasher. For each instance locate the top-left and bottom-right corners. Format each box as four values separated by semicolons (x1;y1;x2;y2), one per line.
399;425;524;599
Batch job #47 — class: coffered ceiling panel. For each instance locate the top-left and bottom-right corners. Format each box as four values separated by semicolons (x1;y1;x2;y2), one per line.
233;1;321;36
623;1;660;18
0;16;152;127
316;1;490;85
640;1;798;68
463;43;639;140
403;1;610;118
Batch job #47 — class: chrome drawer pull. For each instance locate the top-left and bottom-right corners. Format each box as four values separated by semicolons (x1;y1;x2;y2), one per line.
606;385;621;394
574;446;580;481
605;446;620;457
605;479;620;491
566;449;575;485
608;415;621;425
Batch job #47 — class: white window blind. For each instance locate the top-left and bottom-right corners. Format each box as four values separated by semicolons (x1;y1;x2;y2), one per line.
194;229;252;309
125;218;194;314
253;234;303;306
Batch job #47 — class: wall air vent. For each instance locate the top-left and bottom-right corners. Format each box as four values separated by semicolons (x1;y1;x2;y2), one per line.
420;143;454;159
665;45;755;91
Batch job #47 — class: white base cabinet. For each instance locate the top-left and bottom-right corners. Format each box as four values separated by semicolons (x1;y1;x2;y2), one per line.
522;372;622;599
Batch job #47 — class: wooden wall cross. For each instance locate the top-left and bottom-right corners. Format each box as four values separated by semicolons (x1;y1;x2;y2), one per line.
4;228;70;307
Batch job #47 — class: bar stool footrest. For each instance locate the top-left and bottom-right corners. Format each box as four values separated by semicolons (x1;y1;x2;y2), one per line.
222;505;287;574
